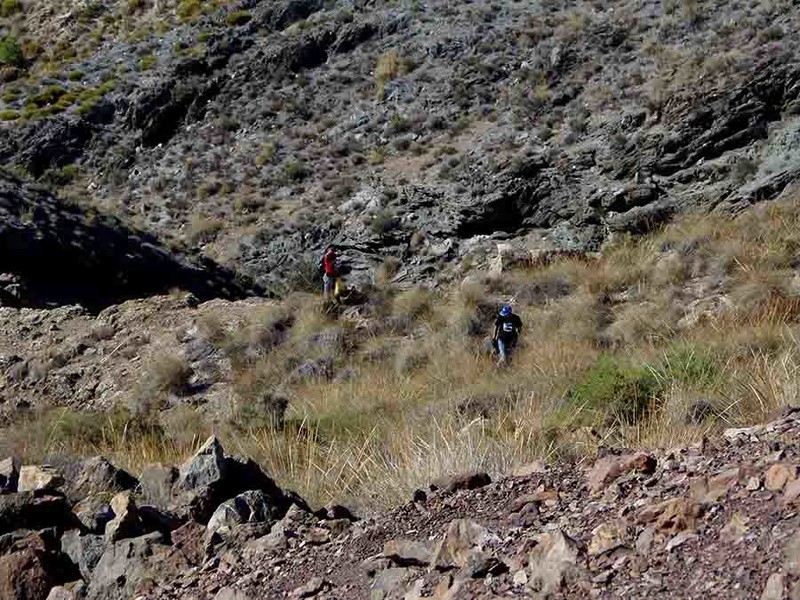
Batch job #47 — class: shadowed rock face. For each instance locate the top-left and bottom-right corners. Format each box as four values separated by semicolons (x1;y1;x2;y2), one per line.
0;173;257;310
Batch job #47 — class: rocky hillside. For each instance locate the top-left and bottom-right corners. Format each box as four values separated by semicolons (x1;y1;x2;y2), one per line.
0;173;256;310
2;0;800;292
4;406;800;599
5;0;800;598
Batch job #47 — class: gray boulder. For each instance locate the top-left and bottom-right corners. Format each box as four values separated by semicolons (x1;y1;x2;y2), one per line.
0;457;19;493
104;492;143;543
69;457;137;500
0;492;75;535
138;463;177;507
175;436;227;493
86;532;189;600
61;530;105;580
207;490;281;535
71;496;114;534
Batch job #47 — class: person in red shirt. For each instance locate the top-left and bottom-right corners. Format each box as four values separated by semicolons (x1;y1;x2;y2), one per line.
322;246;337;299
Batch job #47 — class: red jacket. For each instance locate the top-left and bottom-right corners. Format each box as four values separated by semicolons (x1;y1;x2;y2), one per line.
322;251;337;276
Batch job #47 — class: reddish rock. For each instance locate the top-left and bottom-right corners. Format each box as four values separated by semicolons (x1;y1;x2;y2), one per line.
0;549;53;600
765;463;797;492
587;452;657;493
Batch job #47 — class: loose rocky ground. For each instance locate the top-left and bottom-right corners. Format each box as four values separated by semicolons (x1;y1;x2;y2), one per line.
5;406;800;599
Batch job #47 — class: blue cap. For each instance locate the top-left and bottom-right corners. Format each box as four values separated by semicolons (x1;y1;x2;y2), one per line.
500;304;512;317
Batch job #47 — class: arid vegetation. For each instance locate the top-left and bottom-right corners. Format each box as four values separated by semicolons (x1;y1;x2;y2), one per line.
5;197;800;510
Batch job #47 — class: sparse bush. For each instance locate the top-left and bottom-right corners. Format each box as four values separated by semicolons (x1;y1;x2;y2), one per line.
283;161;308;182
255;142;276;167
138;54;157;71
655;344;720;390
0;36;24;68
232;391;289;430
0;109;20;121
127;0;146;12
177;0;201;20
393;287;434;322
186;214;224;245
375;50;413;99
732;156;758;185
227;10;251;26
570;355;660;424
137;354;192;412
370;209;399;237
1;0;22;17
368;148;385;165
27;85;66;108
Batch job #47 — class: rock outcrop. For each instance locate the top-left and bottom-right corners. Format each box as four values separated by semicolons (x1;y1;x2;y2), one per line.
0;173;256;310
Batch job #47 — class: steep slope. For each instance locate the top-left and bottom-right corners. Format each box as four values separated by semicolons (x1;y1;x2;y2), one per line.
2;0;800;292
0;172;258;309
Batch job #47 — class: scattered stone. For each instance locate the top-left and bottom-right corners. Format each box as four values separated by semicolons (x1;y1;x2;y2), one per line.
589;520;631;556
766;463;797;492
527;529;584;596
291;576;328;598
635;526;655;555
637;498;702;534
761;572;785;600
46;586;77;600
666;531;697;552
207;490;279;535
61;530;105;580
430;472;491;494
170;521;206;566
214;588;254;600
431;519;490;571
382;539;434;567
0;548;54;600
69;456;137;499
139;464;178;507
720;512;750;544
305;527;331;545
17;465;64;492
0;492;75;534
72;496;114;534
86;532;188;600
370;567;414;600
0;457;20;493
176;436;227;494
587;453;656;493
511;460;547;477
104;492;143;543
691;468;742;504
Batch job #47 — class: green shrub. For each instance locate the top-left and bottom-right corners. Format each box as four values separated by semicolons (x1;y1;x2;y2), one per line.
226;10;251;26
570;355;660;423
655;343;720;390
177;0;201;20
283;161;308;182
67;70;85;81
78;1;104;22
368;148;386;165
370;209;399;236
231;391;288;431
255;142;276;166
138;54;157;71
127;0;145;13
0;36;24;68
26;85;67;108
0;109;20;121
0;0;22;17
42;165;79;186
